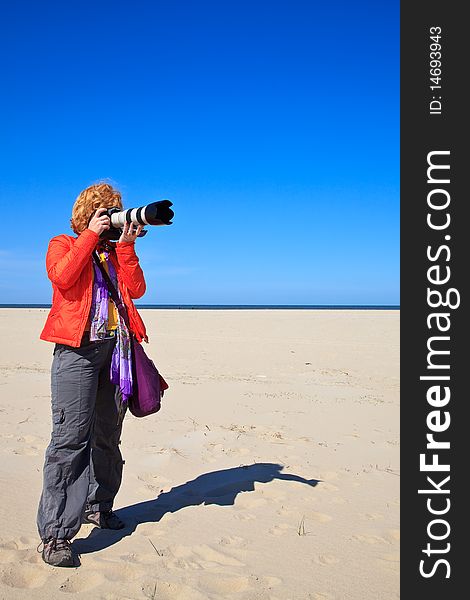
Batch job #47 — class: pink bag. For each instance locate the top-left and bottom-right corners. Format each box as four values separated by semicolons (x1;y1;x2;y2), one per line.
130;338;169;417
92;252;169;417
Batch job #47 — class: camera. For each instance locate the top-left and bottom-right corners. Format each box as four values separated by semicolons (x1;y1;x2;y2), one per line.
101;200;174;240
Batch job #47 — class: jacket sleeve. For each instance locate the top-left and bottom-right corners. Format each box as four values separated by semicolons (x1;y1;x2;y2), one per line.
46;229;99;290
115;241;147;299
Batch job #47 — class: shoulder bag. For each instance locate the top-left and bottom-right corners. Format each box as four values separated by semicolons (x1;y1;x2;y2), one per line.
92;251;169;417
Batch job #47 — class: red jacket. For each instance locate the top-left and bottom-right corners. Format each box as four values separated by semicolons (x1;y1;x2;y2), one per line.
40;228;148;348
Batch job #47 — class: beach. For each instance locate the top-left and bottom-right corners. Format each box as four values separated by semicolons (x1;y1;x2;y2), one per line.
0;308;399;599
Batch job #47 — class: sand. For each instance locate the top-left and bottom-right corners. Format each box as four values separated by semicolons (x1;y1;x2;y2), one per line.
0;308;399;600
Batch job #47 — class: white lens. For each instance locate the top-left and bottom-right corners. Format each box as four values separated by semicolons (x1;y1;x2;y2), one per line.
110;206;149;228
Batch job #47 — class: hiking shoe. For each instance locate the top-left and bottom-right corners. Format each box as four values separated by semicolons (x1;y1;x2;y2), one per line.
83;509;125;530
38;537;79;567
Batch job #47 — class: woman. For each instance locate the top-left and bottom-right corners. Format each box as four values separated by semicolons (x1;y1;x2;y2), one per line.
36;182;148;567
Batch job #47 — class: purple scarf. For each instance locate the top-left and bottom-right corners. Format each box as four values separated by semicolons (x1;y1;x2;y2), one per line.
90;250;133;412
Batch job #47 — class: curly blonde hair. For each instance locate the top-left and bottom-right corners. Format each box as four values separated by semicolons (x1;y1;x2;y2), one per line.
70;182;123;234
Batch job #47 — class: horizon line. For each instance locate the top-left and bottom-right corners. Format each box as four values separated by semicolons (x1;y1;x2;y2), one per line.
0;303;400;310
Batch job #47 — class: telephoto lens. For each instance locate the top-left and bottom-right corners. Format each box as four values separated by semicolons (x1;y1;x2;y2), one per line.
102;200;174;240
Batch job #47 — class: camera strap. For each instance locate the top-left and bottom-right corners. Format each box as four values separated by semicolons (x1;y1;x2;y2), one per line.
92;251;132;332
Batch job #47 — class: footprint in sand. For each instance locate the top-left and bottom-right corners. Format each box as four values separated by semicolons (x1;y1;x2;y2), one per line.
16;536;39;550
313;554;340;566
218;535;245;546
137;526;167;538
171;544;245;567
308;511;333;523
0;538;43;565
141;579;208;600
166;556;204;570
0;548;41;566
0;564;49;589
262;575;282;588
58;571;105;593
269;523;291;536
0;539;19;552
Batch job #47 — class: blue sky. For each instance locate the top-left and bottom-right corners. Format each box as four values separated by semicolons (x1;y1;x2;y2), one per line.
0;0;399;305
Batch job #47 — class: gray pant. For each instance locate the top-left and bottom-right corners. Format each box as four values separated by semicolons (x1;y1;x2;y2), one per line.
37;332;126;541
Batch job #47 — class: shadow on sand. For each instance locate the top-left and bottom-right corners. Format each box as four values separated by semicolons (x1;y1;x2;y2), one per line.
73;462;320;554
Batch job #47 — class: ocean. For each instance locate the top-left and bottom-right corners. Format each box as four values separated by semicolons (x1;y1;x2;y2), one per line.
0;304;399;310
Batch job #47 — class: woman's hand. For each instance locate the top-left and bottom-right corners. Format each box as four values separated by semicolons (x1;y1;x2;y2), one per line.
118;221;144;243
88;208;111;236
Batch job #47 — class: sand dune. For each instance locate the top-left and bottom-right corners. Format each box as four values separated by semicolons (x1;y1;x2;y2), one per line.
0;308;399;599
